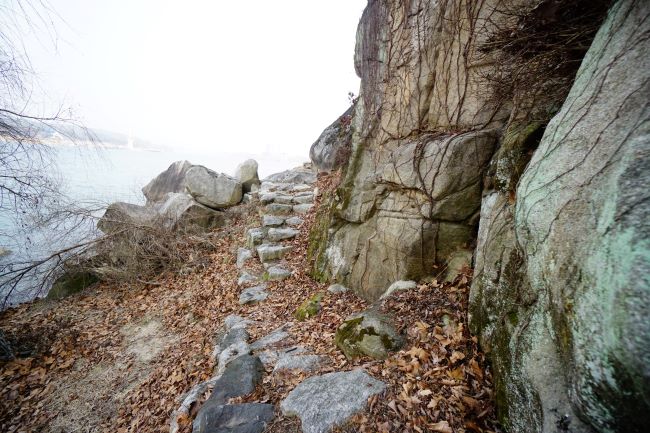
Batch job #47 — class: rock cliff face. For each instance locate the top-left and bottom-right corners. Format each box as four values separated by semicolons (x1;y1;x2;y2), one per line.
310;0;649;431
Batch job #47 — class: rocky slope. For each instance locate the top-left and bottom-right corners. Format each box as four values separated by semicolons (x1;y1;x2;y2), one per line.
309;0;649;432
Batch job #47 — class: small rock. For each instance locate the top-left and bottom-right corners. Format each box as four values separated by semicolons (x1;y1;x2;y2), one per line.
380;280;417;299
293;204;313;214
266;203;293;216
262;215;285;227
267;227;299;242
236;248;253;269
257;244;292;263
239;285;268;305
285;216;304;227
335;309;404;360
294;293;323;321
327;284;349;294
237;271;259;287
280;369;386;433
266;265;292;281
246;228;265;249
193;403;274;433
273;354;326;374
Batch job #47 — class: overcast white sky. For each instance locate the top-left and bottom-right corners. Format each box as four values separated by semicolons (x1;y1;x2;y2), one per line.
21;0;366;157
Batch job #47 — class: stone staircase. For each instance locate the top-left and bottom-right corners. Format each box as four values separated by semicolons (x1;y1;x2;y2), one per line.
170;169;387;433
236;179;316;304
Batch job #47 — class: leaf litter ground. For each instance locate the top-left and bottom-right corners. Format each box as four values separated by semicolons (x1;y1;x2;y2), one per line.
0;173;500;433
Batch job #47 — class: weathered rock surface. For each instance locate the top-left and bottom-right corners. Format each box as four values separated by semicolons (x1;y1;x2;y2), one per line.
280;369;385;433
235;159;260;193
310;104;355;173
469;1;650;432
335;309;404;360
261;215;284;227
142;160;192;203
185;165;243;209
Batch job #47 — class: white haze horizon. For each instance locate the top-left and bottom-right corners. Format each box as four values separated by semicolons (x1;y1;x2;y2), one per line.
19;0;367;158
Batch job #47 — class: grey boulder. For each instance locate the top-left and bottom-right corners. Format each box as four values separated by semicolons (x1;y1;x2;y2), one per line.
185;165;243;209
142;160;192;203
157;193;225;231
235;159;260;193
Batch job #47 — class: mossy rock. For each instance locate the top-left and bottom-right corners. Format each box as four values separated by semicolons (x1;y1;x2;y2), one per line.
335;309;404;360
47;271;99;300
294;293;324;321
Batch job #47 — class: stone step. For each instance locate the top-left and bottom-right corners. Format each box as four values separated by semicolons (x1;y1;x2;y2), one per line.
285;216;303;227
292;204;313;214
236;248;253;269
265;265;292;281
262;214;285;227
265;203;293;216
237;270;259;286
256;243;292;263
246;227;266;249
239;284;268;305
267;227;299;242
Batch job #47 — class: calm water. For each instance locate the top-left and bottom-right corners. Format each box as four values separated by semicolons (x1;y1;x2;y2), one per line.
0;146;306;304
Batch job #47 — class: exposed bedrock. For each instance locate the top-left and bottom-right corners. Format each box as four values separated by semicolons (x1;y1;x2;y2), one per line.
310;0;649;431
471;1;650;431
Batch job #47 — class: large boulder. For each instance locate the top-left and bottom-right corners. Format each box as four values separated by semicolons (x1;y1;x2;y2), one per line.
185;165;243;209
142;160;192;203
470;1;650;432
157;193;225;231
309;103;355;173
235;159;260;193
